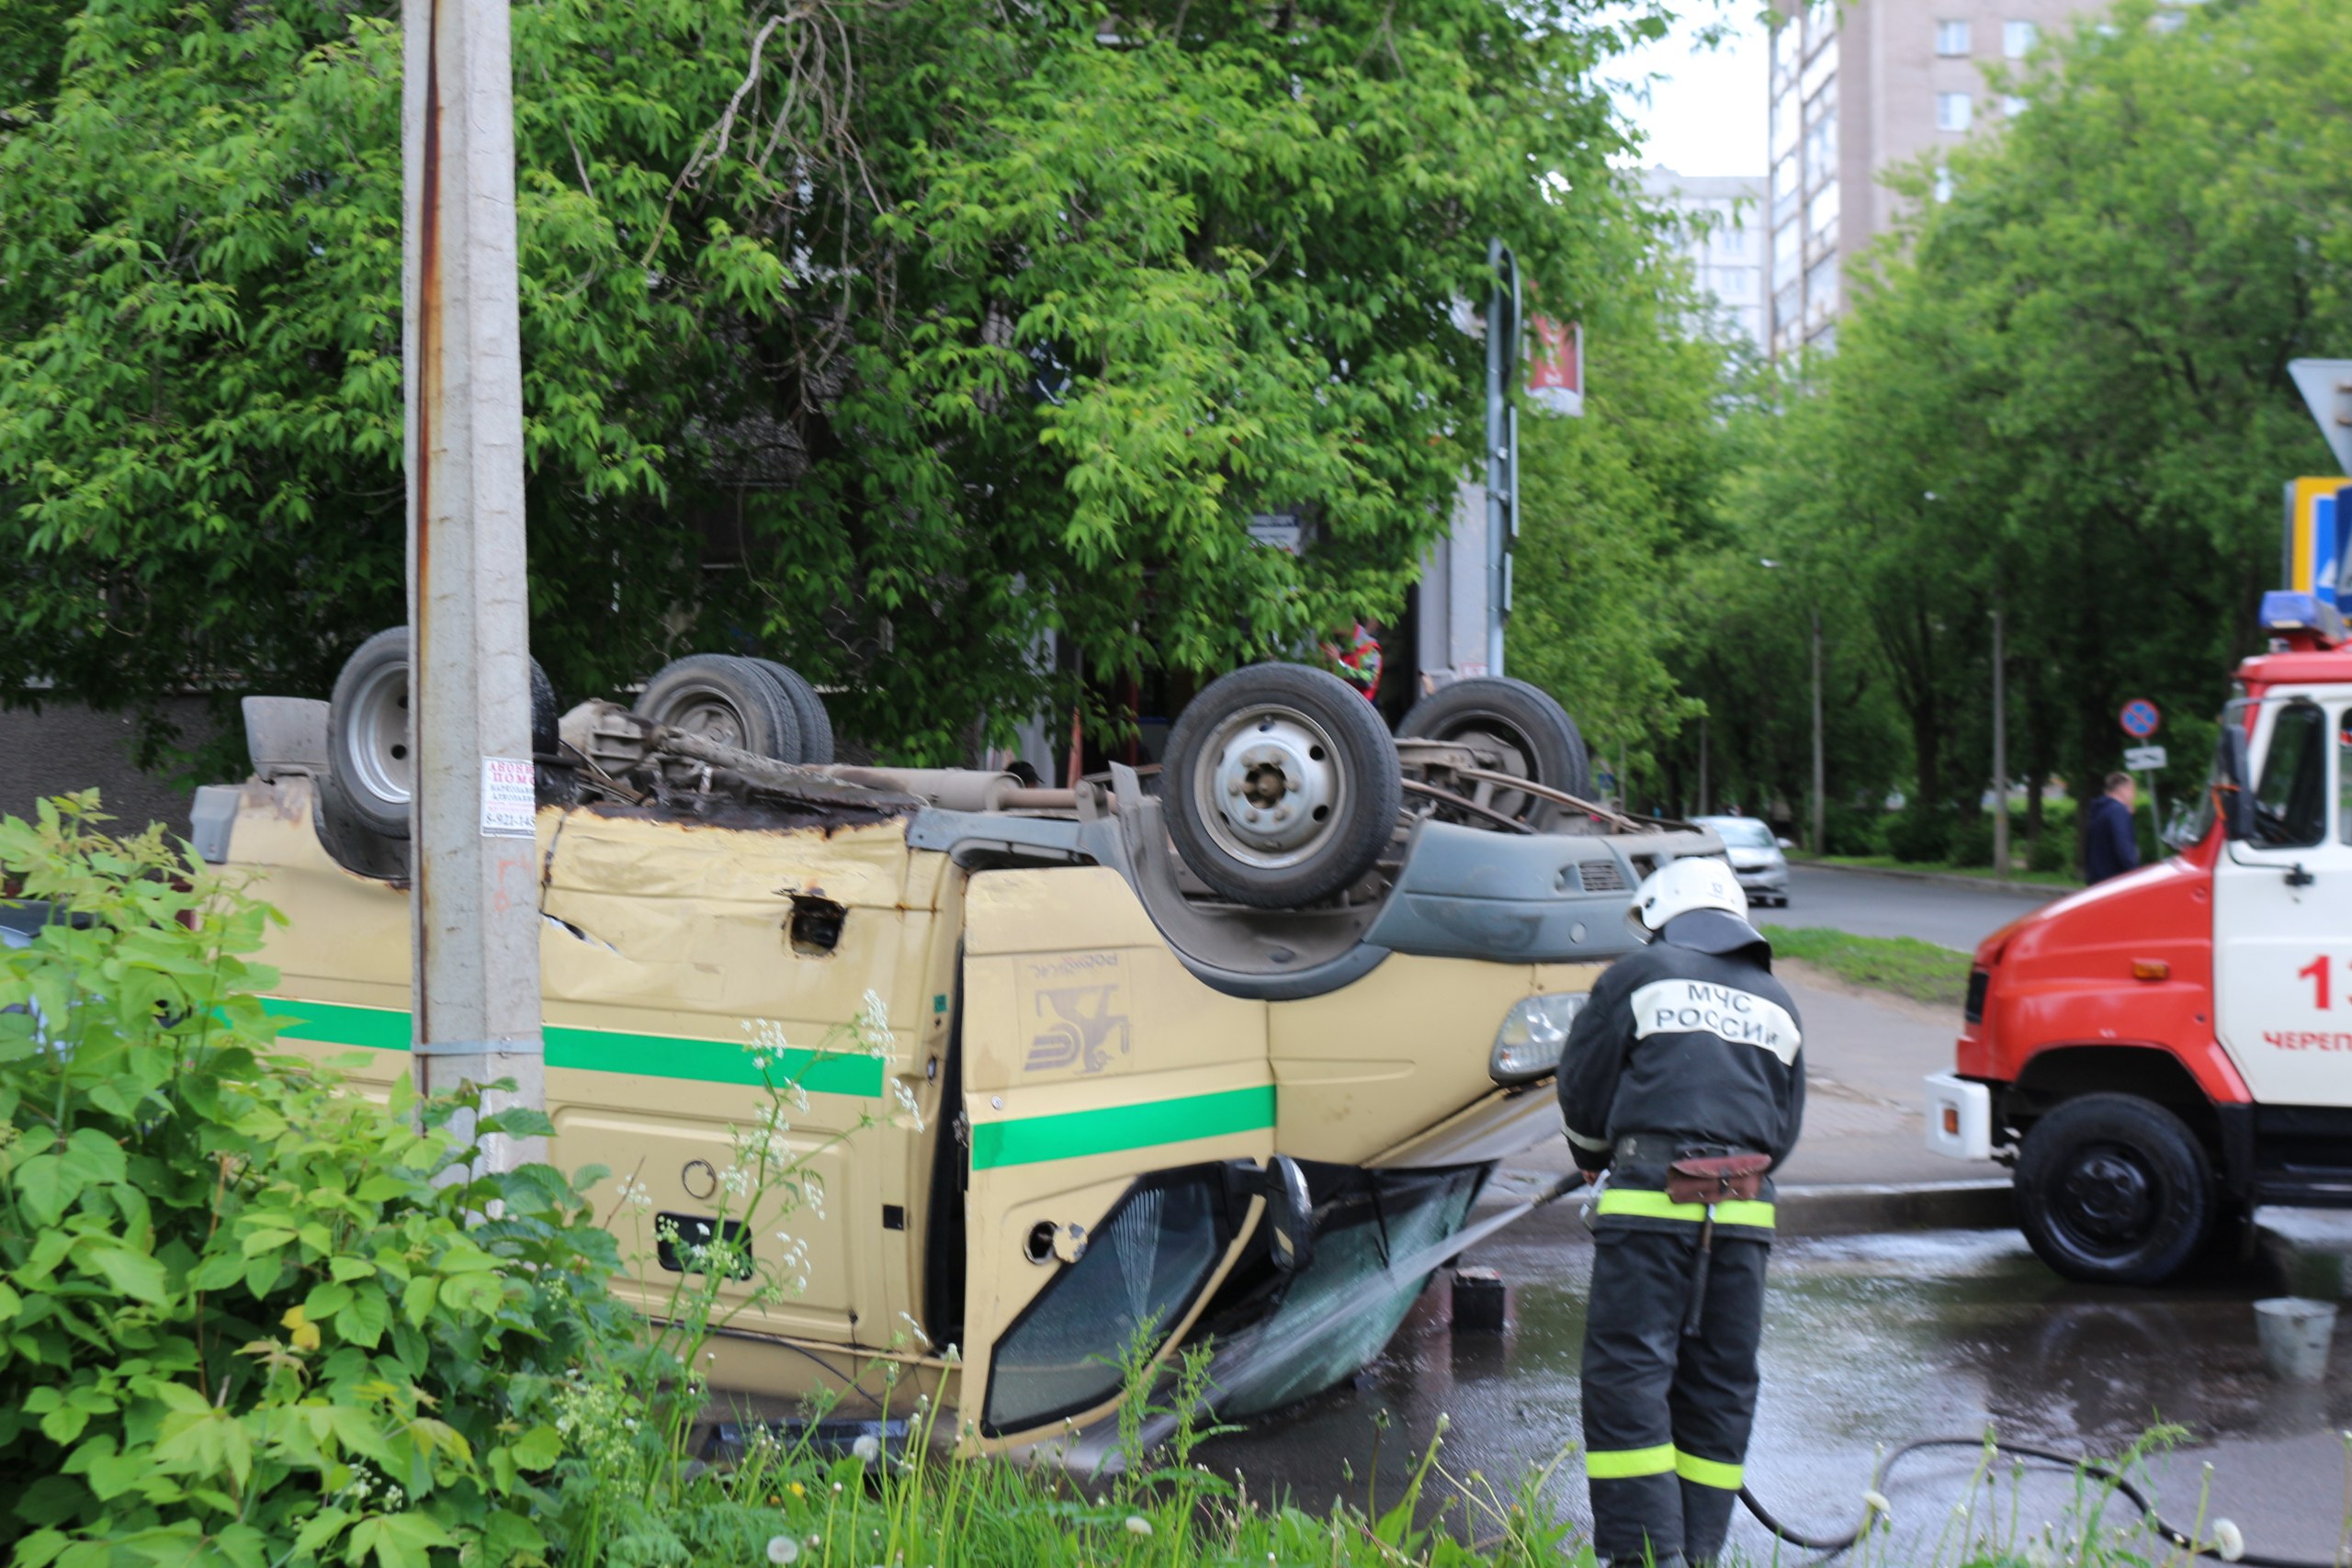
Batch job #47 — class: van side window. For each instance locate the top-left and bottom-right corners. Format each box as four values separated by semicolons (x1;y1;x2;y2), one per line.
2253;701;2326;848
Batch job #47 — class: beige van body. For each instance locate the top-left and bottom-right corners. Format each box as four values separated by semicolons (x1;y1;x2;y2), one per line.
222;771;1649;1450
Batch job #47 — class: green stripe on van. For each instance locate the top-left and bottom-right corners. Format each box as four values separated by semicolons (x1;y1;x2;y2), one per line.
970;1085;1276;1170
266;998;886;1098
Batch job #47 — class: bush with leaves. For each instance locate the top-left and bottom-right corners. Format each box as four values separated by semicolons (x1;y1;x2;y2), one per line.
0;795;631;1567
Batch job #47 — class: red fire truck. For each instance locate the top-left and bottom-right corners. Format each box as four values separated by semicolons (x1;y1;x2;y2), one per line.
1926;591;2352;1284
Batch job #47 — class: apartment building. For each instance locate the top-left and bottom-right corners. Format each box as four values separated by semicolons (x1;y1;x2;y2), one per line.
1640;167;1769;352
1766;0;2086;355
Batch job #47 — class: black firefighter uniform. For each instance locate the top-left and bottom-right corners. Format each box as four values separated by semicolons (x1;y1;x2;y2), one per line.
1555;911;1806;1565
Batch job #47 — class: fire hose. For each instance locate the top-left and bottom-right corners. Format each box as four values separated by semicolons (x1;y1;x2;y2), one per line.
1430;1174;2335;1567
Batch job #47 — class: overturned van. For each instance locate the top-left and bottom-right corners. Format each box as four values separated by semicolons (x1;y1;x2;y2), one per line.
198;648;1718;1454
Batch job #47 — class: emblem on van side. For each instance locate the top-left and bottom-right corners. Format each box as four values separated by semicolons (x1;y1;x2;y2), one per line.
1022;951;1134;1074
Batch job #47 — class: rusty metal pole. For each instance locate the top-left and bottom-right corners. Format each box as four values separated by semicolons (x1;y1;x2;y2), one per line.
402;0;545;1168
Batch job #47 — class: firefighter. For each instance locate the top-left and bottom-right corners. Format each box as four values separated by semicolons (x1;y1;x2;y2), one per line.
1556;856;1806;1568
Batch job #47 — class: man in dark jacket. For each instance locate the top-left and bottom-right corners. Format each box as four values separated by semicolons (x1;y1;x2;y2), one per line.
2085;773;2140;884
1558;857;1805;1568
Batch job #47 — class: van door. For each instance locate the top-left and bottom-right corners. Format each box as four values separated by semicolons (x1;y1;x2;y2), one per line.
2214;694;2352;1105
954;866;1272;1449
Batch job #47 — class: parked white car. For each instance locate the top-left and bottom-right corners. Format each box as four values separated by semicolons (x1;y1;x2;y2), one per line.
1691;816;1791;907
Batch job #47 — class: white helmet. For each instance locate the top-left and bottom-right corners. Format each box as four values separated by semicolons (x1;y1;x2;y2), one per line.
1628;855;1748;938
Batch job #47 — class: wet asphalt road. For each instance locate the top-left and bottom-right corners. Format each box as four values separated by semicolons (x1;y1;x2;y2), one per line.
1200;1216;2352;1562
1756;864;2058;953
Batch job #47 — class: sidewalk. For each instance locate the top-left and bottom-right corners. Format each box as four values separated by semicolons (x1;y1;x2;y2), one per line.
1494;962;2007;1230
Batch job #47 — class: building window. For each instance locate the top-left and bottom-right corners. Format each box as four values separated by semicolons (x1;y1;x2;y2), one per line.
1715;269;1757;305
1933;164;1955;203
1807;181;1840;246
1774;219;1801;277
1937;92;1973;131
1772;87;1801;160
2002;94;2028;117
2003;19;2037;56
1717;222;1749;261
1805;254;1840;322
1935;19;1972;54
1805;0;1835;55
1771;21;1796;86
1772;153;1801;226
1774;279;1803;337
1804;110;1838;182
1801;39;1838;101
1804;74;1838;124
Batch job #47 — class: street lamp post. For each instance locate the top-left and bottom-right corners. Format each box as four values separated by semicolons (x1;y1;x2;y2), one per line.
1809;607;1824;857
1990;604;2008;875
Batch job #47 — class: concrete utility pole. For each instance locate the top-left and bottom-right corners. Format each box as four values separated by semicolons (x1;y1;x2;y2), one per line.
402;0;545;1168
1990;605;2009;875
1809;608;1826;856
1697;712;1709;818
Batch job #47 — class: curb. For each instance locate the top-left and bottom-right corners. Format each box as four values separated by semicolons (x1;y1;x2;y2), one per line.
1466;1179;2013;1247
1792;859;2077;901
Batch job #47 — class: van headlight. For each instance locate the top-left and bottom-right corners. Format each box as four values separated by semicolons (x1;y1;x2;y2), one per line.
1490;993;1587;1083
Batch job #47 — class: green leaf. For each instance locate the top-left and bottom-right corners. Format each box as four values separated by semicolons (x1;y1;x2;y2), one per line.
303;1280;355;1321
82;1244;168;1305
338;1286;390;1349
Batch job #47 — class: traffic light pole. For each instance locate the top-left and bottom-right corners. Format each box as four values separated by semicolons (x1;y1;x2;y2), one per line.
402;0;545;1168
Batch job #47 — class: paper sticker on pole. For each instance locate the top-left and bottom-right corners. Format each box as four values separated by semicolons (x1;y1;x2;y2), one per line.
481;757;537;838
2124;745;2167;773
2120;700;2161;739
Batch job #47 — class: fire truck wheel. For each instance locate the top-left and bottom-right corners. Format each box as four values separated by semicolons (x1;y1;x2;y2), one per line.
1165;662;1403;908
633;654;802;762
750;660;835;765
1396;677;1590;830
2013;1093;2214;1286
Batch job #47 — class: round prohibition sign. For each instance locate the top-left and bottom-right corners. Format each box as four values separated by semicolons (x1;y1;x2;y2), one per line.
2120;699;2161;739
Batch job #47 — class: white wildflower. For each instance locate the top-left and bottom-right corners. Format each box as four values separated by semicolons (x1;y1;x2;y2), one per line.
853;1434;881;1463
2211;1520;2244;1562
1860;1490;1893;1523
767;1537;801;1564
897;1311;932;1348
1123;1516;1153;1538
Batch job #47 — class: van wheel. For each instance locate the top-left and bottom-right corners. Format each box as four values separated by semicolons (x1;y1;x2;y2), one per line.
1164;663;1401;908
633;654;802;761
323;626;555;848
2014;1094;2214;1285
752;660;834;765
325;628;416;840
1396;677;1589;830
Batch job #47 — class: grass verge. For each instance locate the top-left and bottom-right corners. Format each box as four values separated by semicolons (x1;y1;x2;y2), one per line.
1770;925;1974;1010
1808;852;2082;890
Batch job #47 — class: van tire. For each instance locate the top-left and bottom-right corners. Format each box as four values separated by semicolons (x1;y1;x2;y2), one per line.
1165;662;1401;908
633;654;802;762
1396;677;1589;829
752;660;834;765
325;628;416;840
2014;1093;2214;1286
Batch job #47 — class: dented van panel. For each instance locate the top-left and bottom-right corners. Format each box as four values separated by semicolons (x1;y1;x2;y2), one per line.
222;770;1629;1450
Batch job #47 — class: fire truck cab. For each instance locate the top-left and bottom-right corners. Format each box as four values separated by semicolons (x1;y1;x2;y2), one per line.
1927;592;2352;1285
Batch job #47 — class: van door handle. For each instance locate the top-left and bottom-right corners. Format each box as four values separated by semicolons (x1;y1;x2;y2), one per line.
2286;863;2315;888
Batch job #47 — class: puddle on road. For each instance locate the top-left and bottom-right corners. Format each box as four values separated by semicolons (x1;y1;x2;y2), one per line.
1196;1216;2352;1558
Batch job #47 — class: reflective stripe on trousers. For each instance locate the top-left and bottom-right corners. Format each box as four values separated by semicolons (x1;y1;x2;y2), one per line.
1584;1445;1744;1488
1594;1186;1775;1230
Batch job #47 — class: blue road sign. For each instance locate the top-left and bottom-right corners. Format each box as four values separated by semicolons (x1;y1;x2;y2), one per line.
2120;700;2161;739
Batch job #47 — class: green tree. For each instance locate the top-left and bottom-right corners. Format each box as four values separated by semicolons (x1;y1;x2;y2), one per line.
1510;229;1732;794
1712;0;2352;840
0;0;1657;767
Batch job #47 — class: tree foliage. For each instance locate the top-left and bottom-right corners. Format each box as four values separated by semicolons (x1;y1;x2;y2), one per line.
0;0;1655;765
1679;0;2352;839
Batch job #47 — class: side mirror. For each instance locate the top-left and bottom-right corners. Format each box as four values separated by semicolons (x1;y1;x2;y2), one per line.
2215;728;2256;842
1264;1156;1316;1276
1775;837;1794;851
